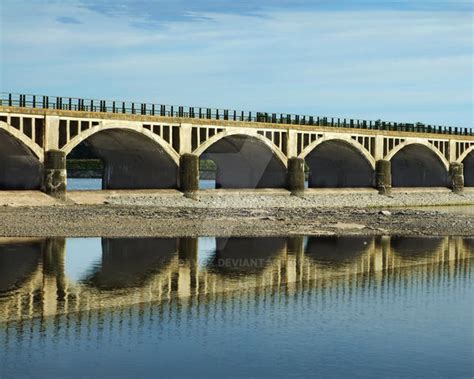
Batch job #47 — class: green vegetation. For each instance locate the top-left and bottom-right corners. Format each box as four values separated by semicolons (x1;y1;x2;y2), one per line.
200;159;216;171
67;158;308;173
67;159;103;170
68;159;215;172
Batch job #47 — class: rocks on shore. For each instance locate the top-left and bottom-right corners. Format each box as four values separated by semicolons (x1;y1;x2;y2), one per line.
105;190;474;210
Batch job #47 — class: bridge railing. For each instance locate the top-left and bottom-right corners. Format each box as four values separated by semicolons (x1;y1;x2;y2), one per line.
1;92;472;136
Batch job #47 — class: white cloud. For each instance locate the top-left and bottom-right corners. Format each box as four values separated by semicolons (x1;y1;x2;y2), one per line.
0;1;472;126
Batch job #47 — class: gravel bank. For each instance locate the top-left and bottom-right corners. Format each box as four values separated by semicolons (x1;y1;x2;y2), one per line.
107;189;474;208
0;189;473;238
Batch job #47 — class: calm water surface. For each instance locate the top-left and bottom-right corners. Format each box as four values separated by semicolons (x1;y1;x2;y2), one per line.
67;178;311;190
0;235;472;378
68;178;222;190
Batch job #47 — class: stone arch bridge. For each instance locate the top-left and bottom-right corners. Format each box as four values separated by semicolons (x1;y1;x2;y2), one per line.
0;93;473;196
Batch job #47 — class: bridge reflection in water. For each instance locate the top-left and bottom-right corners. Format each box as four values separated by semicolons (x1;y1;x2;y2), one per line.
0;235;471;325
1;235;472;378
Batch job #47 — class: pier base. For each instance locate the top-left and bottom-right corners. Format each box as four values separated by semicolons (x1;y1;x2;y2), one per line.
449;162;464;193
287;157;305;196
180;153;199;197
376;160;391;195
43;150;67;200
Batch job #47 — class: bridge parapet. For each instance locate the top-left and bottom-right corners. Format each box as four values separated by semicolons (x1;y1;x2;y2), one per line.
2;92;472;136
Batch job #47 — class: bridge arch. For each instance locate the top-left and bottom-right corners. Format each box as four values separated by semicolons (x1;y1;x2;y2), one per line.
0;125;43;190
456;145;474;164
387;142;449;187
300;137;375;188
299;136;375;168
194;130;287;189
193;129;287;167
461;149;474;186
385;140;449;170
0;121;43;160
61;122;179;165
62;123;179;189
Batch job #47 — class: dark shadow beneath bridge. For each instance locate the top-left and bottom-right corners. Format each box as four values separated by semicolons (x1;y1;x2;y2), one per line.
305;140;374;188
83;238;178;290
463;152;474;187
391;144;448;187
200;135;287;189
68;130;178;189
390;236;443;259
305;236;370;267
0;130;43;189
207;237;287;276
0;239;43;293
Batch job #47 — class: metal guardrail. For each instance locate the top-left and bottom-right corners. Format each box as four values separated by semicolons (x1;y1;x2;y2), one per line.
1;92;472;136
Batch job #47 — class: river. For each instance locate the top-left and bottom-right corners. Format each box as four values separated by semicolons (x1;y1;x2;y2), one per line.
67;178;312;190
68;178;227;190
0;235;472;378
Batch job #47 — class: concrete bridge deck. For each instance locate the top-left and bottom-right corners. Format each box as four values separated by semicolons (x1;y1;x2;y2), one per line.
1;92;473;199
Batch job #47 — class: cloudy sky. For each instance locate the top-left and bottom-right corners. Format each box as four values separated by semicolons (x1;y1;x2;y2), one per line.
0;0;472;127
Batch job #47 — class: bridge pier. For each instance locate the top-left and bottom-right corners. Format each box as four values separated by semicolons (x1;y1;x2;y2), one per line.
179;153;199;196
178;237;199;295
287;157;305;196
42;238;67;314
287;236;304;281
375;160;391;195
449;162;464;193
42;150;67;200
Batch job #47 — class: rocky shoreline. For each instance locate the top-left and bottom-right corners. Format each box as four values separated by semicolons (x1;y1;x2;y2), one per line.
0;190;473;237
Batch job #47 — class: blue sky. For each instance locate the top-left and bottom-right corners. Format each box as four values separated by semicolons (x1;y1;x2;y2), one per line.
0;0;472;127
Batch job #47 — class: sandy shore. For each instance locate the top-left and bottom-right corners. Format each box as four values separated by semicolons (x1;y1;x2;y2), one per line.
0;189;473;237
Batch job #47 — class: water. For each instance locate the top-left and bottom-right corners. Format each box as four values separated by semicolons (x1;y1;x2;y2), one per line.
66;178;310;190
67;178;218;190
67;178;102;190
0;236;472;378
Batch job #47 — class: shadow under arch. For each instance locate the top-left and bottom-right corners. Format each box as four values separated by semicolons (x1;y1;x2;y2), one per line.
207;237;287;276
66;129;178;189
390;236;443;260
462;151;474;187
199;135;287;188
83;238;179;290
390;144;448;187
304;236;371;267
0;129;43;189
304;139;375;188
462;237;474;253
0;239;43;293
